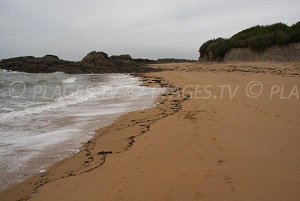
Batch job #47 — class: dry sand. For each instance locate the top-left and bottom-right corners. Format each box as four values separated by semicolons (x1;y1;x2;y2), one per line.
1;62;300;201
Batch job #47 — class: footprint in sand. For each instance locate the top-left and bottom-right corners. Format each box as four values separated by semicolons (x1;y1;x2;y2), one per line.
217;159;226;164
224;176;233;184
223;176;236;191
183;111;197;122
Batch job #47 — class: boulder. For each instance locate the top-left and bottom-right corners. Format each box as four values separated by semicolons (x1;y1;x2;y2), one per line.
81;51;110;65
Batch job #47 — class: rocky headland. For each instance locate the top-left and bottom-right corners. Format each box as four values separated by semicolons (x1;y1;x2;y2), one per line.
199;22;300;62
0;51;157;74
0;51;198;74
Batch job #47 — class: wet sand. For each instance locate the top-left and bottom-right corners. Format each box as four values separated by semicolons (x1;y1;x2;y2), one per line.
1;62;300;201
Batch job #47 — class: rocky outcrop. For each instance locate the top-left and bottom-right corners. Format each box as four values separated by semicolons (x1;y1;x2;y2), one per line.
0;55;78;73
0;52;158;74
0;51;196;74
80;52;150;73
133;58;156;64
223;43;300;62
110;54;133;61
81;51;110;65
80;51;121;71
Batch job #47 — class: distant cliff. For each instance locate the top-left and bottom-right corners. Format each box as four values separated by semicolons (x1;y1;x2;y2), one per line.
224;42;300;62
199;22;300;62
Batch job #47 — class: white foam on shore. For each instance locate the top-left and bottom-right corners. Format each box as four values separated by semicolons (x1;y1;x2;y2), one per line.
0;74;145;121
0;73;164;191
62;76;76;84
0;86;111;120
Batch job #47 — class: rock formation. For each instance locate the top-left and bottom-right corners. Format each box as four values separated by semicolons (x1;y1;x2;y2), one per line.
223;43;300;62
110;54;133;61
0;52;157;74
81;51;110;65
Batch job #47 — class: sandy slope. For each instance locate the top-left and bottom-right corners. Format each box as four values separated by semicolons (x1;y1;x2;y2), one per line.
1;62;299;201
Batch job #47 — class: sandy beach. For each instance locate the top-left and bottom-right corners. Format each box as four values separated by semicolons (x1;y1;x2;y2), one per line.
1;62;300;201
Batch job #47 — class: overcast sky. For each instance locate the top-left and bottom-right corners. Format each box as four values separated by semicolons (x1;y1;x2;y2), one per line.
0;0;299;60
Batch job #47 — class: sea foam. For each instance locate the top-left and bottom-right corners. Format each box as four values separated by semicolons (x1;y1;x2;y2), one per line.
0;72;163;191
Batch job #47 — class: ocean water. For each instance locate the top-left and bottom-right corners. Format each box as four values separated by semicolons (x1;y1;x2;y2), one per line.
0;70;163;191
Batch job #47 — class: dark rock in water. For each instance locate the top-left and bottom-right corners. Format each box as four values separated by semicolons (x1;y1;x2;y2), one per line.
0;51;161;74
110;54;133;61
0;55;82;73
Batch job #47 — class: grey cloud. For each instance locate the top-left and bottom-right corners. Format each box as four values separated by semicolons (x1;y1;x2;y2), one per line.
0;0;299;60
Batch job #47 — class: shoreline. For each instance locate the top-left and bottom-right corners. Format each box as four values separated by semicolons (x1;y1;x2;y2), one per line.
0;72;187;201
1;61;299;201
0;72;163;192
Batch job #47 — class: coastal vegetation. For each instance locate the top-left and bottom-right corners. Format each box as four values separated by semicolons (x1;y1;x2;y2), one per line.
199;22;300;61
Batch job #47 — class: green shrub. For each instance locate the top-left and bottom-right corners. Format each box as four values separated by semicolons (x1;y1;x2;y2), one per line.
199;21;300;60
